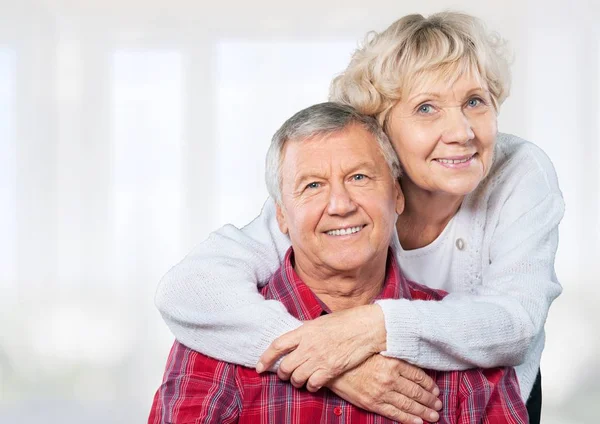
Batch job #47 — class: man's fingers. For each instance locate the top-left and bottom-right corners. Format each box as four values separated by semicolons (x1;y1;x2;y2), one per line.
376;403;424;424
257;332;299;373
393;377;441;411
383;391;440;423
398;362;439;395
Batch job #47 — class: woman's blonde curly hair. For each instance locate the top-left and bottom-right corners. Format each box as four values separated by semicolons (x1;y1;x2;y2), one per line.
329;12;512;127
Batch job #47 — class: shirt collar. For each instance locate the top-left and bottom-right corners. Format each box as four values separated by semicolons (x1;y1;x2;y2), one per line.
264;247;413;321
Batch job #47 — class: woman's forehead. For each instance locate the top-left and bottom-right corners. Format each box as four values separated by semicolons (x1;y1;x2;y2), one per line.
404;66;487;100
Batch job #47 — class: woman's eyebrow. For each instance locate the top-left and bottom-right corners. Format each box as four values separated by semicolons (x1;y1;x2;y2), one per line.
407;92;442;102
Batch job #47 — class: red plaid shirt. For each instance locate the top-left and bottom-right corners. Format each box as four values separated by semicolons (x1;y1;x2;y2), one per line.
149;248;528;424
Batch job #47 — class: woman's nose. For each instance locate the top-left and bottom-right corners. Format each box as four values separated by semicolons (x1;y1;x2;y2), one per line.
441;107;475;144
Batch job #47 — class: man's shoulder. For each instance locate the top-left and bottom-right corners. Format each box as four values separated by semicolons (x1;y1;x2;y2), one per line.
261;265;284;300
150;341;242;424
261;247;295;300
169;341;237;376
405;278;448;301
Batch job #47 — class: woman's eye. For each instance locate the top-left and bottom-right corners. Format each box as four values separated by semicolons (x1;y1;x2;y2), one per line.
466;97;483;108
306;182;320;189
352;174;367;181
417;104;435;114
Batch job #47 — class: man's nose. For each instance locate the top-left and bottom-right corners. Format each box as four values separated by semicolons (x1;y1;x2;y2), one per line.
326;183;357;216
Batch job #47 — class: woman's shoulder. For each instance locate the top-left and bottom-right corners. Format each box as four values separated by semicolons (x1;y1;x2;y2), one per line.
483;133;562;195
461;133;564;223
458;134;565;246
489;133;558;190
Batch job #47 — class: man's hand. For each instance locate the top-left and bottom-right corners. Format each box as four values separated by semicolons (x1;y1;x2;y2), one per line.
256;304;386;391
329;355;442;424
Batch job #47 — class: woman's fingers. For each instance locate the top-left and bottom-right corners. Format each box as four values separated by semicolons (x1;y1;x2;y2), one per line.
278;351;309;383
256;331;299;373
287;359;315;388
306;369;332;392
258;304;386;382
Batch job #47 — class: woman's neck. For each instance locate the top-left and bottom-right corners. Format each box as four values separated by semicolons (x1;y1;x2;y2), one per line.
397;178;464;250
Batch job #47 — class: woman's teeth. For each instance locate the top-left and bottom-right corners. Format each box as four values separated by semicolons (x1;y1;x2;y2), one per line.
437;156;472;164
326;226;363;236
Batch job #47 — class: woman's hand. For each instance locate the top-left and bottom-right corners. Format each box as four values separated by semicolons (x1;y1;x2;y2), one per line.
329;355;442;424
256;304;387;391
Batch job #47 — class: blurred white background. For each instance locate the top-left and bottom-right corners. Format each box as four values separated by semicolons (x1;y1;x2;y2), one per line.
0;0;598;422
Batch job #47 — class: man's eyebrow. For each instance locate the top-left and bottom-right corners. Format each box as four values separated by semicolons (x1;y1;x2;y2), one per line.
293;171;325;189
343;160;379;174
292;161;379;187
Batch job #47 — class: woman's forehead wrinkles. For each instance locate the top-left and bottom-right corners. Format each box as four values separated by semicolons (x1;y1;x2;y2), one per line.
407;77;487;103
404;62;485;97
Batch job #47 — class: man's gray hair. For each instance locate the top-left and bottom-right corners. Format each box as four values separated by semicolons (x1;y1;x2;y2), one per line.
265;102;401;204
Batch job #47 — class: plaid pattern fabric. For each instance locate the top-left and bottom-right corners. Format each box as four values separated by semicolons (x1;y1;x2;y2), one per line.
149;248;528;424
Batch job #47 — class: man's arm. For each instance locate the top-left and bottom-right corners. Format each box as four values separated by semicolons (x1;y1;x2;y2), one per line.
148;342;241;424
456;367;528;423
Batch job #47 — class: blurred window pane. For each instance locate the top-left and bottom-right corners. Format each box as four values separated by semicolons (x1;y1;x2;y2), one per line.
214;40;355;227
111;50;184;287
0;48;16;293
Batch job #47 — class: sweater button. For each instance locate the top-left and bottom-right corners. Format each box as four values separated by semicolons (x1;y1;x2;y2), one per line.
455;238;465;250
333;407;342;416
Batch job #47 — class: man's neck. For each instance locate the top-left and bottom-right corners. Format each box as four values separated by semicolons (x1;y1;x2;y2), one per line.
292;252;388;312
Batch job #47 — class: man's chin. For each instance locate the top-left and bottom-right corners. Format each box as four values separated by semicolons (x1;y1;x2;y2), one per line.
320;255;372;273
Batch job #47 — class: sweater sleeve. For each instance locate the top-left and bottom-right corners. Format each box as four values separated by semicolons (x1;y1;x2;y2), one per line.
376;149;565;370
155;198;301;368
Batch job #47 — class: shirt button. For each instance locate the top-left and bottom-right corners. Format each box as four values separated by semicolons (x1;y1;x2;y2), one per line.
333;407;342;416
455;238;465;250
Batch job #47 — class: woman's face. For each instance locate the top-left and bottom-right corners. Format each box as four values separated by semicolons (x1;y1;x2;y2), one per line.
385;72;498;197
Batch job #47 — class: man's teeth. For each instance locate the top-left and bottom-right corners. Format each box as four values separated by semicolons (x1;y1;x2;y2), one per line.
437;156;472;164
326;226;363;236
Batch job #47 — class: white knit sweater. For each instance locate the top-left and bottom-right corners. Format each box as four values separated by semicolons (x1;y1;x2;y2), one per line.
155;133;564;401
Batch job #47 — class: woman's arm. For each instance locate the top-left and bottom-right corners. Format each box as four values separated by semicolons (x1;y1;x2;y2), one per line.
378;153;565;370
154;198;300;368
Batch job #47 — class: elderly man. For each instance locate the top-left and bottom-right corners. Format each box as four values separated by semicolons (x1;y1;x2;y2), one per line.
148;103;528;423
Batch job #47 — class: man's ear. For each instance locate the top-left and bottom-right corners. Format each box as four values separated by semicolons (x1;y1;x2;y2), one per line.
275;202;289;235
394;180;405;216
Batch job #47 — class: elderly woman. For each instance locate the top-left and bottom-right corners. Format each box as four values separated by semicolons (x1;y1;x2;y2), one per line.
156;12;563;424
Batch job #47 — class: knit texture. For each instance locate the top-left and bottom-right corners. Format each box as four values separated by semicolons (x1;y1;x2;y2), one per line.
155;132;564;401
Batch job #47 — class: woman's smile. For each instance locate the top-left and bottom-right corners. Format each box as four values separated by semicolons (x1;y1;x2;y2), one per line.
433;153;477;169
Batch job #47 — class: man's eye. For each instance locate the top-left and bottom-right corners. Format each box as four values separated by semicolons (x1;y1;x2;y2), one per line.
352;174;367;181
306;182;320;189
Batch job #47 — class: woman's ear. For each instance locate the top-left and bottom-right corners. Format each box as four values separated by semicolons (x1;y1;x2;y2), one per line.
275;202;289;235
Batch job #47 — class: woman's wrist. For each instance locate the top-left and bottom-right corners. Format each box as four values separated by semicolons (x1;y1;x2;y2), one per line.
363;304;387;353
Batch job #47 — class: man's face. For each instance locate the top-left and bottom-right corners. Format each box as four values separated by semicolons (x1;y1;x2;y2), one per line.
276;123;404;274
